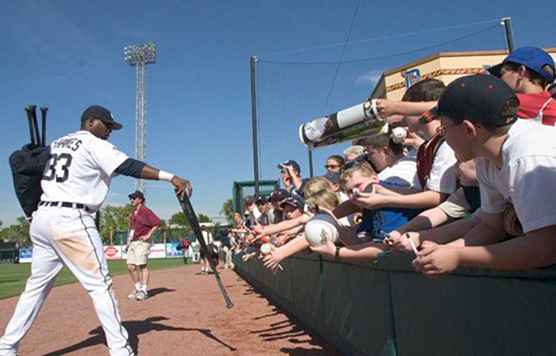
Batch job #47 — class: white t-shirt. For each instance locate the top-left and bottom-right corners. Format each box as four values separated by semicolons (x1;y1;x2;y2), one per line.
476;120;556;233
426;141;457;194
378;150;420;189
40;130;128;211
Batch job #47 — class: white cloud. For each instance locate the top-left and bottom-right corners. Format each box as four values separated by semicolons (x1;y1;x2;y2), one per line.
356;70;382;86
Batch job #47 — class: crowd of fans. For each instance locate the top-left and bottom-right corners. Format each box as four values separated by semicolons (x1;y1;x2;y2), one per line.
227;46;556;277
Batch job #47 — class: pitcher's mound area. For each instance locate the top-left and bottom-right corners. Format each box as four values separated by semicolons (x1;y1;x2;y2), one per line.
0;265;339;355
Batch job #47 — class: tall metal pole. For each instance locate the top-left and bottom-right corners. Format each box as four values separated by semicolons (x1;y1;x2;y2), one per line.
136;63;146;192
124;43;156;193
250;56;260;197
501;17;514;52
308;148;314;178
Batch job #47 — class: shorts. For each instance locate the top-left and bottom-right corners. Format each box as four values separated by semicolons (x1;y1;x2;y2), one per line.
127;240;150;266
438;188;472;219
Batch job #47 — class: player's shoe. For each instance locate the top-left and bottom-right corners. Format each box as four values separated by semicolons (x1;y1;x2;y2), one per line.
135;290;148;301
128;290;138;299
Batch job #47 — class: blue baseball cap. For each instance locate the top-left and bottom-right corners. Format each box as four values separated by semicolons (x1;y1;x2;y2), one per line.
278;160;301;174
488;47;555;84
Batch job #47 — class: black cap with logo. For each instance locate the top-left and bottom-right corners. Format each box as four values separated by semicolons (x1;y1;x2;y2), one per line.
81;105;123;130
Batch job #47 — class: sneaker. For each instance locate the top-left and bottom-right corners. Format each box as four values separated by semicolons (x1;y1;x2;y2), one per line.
128;290;138;299
135;290;147;301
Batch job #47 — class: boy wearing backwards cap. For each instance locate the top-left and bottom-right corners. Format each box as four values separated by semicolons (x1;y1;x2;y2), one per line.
413;75;556;275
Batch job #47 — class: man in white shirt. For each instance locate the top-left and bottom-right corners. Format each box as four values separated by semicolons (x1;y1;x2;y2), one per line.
0;105;191;356
413;75;556;275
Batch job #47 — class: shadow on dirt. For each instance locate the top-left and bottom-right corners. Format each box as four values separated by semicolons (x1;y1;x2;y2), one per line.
42;316;236;355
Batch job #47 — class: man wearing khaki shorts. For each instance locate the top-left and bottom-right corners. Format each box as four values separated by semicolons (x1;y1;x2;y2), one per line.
126;190;160;301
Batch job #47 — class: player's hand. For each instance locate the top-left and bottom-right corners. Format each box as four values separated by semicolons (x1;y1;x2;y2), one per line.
172;176;192;197
412;241;460;276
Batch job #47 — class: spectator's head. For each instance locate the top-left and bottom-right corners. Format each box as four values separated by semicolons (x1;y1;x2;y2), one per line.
436;75;518;161
278;160;301;177
244;195;255;212
128;190;145;207
343;145;366;161
322;171;341;192
270;189;289;210
354;126;406;173
233;212;243;226
488;47;555;92
340;160;377;197
325;154;345;174
279;197;304;219
454;159;478;187
304;177;339;212
401;79;446;139
255;196;270;213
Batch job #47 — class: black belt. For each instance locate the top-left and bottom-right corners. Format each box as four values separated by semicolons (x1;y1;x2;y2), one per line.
39;201;95;213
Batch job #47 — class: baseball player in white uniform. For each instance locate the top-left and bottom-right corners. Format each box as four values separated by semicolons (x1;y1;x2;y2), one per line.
0;105;191;356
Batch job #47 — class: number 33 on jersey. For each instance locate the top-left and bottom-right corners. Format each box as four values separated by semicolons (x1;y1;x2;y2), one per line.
41;130;128;211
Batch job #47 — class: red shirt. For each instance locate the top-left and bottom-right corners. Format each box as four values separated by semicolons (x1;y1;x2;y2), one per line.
130;206;160;240
517;92;556;126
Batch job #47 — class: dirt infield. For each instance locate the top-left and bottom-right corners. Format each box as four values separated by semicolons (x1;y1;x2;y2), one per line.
0;264;339;355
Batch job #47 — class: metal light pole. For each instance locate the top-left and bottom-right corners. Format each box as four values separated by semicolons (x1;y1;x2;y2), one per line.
124;42;156;192
500;17;514;52
250;56;260;197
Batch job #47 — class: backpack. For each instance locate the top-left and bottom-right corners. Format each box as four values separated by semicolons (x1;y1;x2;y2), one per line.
9;144;50;218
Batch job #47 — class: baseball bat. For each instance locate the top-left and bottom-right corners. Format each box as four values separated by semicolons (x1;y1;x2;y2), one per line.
40;107;48;147
24;106;37;146
176;193;234;309
30;106;40;148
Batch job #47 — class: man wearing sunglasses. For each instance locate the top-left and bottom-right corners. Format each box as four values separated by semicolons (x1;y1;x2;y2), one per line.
126;190;160;301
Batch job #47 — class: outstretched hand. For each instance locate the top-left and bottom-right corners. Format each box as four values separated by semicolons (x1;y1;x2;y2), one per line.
172;176;192;197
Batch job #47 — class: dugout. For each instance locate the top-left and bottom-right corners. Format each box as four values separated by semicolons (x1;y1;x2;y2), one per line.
232;180;279;213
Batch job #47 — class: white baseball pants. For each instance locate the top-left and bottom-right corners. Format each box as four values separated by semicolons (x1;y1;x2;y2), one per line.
0;206;134;356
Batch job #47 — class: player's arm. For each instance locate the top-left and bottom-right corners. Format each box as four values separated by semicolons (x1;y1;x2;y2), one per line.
375;99;437;117
114;158;191;196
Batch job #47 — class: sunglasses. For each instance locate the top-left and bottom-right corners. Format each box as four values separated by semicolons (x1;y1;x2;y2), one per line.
324;164;341;169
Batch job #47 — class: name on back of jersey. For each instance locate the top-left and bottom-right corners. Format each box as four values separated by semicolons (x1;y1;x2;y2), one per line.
52;137;82;151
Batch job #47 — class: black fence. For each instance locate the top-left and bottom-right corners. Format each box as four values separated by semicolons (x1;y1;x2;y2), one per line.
234;252;556;356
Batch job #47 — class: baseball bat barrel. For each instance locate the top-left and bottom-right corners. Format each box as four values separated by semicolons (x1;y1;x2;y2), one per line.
30;105;40;148
298;99;387;149
24;106;36;146
176;193;234;309
40;107;48;147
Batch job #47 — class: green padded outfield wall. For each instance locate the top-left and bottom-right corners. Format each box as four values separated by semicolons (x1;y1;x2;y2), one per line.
235;252;556;356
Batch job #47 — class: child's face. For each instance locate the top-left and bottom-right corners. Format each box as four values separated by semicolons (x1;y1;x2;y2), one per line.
344;171;373;198
366;146;389;173
455;159;478;187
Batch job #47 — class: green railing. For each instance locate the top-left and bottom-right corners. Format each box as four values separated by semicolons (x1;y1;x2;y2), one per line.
235;252;556;356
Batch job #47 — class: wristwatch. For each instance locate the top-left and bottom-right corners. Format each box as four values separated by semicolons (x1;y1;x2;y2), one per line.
334;246;341;260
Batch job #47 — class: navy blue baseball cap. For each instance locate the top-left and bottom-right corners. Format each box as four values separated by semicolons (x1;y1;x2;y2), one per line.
437;75;519;128
278;160;301;174
81;105;123;130
488;47;555;84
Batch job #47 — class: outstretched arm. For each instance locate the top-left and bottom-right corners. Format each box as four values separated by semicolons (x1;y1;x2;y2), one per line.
115;158;192;197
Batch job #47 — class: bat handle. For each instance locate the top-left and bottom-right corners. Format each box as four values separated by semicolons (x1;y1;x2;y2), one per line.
25;107;36;146
40;107;48;147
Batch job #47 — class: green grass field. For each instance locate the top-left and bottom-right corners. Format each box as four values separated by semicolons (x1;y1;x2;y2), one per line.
0;259;189;300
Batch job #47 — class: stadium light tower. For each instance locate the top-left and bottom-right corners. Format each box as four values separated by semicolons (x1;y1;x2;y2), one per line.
124;42;156;192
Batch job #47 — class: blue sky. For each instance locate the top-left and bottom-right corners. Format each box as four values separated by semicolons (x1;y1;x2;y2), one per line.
1;0;554;225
